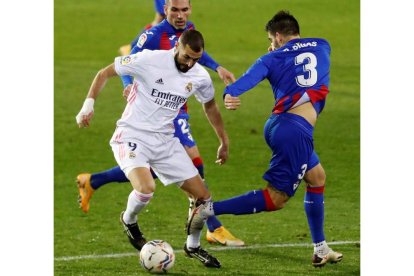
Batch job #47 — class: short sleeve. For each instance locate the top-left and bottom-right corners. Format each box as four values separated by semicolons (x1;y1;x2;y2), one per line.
194;75;215;104
114;51;148;77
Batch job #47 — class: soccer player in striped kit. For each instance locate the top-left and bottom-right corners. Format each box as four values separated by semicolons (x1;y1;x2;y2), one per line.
187;10;343;267
118;0;167;55
77;0;245;247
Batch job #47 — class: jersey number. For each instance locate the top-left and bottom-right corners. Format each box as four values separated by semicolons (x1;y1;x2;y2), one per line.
295;52;317;87
177;119;194;141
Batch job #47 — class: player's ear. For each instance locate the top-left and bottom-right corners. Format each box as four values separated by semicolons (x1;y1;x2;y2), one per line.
275;32;283;45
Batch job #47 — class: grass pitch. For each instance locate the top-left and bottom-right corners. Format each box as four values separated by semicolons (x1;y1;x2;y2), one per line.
55;0;360;274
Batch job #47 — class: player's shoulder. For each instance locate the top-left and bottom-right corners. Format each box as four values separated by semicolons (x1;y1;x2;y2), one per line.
136;20;170;47
270;37;330;56
304;37;330;49
191;64;213;88
186;21;196;30
192;63;211;78
134;49;170;62
292;38;331;50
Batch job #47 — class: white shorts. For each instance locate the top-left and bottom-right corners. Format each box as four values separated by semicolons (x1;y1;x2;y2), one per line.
110;129;198;186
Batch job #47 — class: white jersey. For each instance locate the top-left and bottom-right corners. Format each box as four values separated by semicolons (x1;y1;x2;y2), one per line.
113;49;214;140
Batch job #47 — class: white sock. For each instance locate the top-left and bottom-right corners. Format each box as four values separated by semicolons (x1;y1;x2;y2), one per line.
186;197;212;249
314;240;329;256
200;201;215;219
186;231;202;249
123;190;153;224
188;197;195;218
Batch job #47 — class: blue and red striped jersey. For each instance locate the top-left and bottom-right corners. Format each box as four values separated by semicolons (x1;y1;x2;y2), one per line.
224;38;331;115
131;19;219;71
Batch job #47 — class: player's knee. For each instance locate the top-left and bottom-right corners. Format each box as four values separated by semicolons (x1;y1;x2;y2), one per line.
181;176;210;201
264;187;289;211
305;164;326;187
308;173;326;187
138;182;156;194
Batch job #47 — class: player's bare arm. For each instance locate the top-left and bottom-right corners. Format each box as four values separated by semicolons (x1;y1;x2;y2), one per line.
202;98;229;165
76;63;118;128
224;94;241;110
123;84;133;100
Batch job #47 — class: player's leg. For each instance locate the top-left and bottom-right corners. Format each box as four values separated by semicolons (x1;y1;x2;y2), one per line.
186;113;311;247
111;139;155;251
176;116;244;246
192;113;307;215
180;175;220;268
304;155;343;267
77;164;158;213
152;137;220;268
120;167;155;251
77;166;128;213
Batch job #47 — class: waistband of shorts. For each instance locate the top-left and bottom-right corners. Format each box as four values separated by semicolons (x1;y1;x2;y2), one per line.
111;127;174;144
269;113;314;134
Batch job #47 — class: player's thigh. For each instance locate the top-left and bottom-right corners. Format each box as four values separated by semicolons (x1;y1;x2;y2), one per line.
128;167;156;194
263;114;313;197
110;140;151;175
151;138;198;186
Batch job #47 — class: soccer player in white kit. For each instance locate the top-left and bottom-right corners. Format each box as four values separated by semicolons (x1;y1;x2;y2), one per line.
76;30;223;268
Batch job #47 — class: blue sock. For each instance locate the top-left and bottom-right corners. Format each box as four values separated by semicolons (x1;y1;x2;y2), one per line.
192;157;204;179
304;187;325;243
90;166;159;190
90;166;128;190
206;216;222;232
214;190;271;215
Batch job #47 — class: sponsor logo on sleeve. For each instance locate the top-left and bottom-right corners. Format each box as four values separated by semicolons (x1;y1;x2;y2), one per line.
121;56;131;65
137;33;148;48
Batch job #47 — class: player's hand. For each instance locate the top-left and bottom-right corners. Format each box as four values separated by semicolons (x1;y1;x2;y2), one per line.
76;98;95;128
123;84;133;100
215;143;228;165
224;94;241;110
216;66;236;85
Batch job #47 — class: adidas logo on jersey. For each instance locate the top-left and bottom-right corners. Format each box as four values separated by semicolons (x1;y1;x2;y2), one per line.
155;78;164;84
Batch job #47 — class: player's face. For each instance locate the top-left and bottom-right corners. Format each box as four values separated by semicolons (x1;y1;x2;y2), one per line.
174;43;203;73
267;32;281;51
165;0;192;29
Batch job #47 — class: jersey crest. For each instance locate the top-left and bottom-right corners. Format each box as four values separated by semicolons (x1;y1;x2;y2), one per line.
185;82;193;93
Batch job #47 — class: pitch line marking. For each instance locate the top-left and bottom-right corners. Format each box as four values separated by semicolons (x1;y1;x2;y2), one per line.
55;240;359;262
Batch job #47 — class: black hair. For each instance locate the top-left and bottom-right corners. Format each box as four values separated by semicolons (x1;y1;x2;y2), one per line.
265;10;300;35
179;29;204;52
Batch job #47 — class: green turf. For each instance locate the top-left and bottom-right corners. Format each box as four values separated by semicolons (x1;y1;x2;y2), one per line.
55;0;360;274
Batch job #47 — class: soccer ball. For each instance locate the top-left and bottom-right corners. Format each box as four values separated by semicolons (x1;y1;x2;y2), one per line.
139;240;175;273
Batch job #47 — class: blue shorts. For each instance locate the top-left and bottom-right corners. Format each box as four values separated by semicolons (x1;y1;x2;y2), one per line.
263;113;319;197
154;0;166;16
173;115;196;148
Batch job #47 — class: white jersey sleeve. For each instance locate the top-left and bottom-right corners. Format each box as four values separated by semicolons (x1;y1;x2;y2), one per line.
193;73;215;104
114;50;151;77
